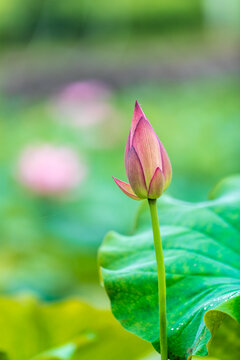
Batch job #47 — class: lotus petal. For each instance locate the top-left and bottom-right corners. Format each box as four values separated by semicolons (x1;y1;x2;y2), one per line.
148;167;164;199
130;101;148;145
132;118;162;187
113;177;141;200
126;147;148;198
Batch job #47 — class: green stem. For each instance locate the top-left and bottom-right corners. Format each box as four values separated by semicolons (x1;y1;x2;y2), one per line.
148;199;168;360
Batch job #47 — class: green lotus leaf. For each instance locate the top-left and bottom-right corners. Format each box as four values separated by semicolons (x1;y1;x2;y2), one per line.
192;306;240;360
0;296;154;360
99;175;240;359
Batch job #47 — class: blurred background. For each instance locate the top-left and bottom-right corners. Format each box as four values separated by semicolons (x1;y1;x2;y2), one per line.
0;0;239;357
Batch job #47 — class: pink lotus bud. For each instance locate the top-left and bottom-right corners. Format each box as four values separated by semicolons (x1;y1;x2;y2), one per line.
113;101;172;200
18;144;85;196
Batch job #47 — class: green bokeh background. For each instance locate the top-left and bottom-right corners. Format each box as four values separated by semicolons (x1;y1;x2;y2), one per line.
0;0;239;358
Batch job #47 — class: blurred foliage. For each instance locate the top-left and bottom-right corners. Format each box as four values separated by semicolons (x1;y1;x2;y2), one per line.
0;296;155;359
0;0;203;42
99;175;240;359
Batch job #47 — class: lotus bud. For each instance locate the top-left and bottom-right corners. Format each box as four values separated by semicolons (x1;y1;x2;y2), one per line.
113;101;172;200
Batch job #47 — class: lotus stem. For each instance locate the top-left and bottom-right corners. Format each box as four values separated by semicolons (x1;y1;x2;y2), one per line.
148;199;168;360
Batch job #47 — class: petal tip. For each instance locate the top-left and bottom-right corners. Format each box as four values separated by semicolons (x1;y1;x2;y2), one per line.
134;100;145;119
112;177;141;200
134;99;140;109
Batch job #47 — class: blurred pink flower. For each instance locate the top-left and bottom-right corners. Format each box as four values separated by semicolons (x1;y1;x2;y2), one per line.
18;144;85;195
52;80;114;128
